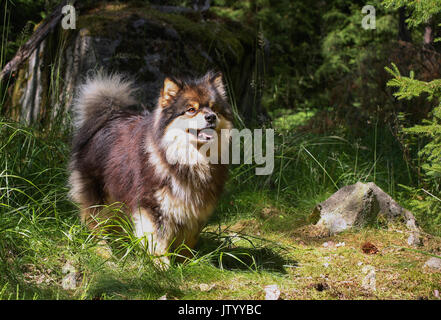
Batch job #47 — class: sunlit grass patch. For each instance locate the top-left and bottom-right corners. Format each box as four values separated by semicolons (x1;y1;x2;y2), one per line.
270;108;317;131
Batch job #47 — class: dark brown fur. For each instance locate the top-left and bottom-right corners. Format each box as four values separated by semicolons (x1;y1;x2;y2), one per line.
69;72;233;261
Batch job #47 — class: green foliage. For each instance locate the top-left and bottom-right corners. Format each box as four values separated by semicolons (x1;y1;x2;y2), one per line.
316;1;407;128
318;1;395;78
386;61;441;227
269;109;316;131
212;0;324;110
383;1;441;230
386;63;441;101
382;0;441;27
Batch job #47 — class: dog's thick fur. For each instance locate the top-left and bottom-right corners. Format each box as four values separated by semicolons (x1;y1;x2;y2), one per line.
68;71;233;262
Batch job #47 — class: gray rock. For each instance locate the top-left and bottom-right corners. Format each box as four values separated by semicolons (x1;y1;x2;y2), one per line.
314;182;419;235
407;232;423;247
424;257;441;271
132;18;146;30
61;261;77;290
264;284;281;300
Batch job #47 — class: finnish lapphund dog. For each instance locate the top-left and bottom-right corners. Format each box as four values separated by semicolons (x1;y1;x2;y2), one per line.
68;71;233;264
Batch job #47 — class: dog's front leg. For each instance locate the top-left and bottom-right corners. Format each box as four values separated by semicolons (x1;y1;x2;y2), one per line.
132;208;171;268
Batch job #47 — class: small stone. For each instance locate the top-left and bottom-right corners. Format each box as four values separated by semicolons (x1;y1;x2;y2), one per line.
199;283;215;292
323;241;335;248
424;257;441;271
62;272;77;290
362;266;376;291
264;284;280;300
336;242;345;247
62;262;75;274
407;232;423;246
61;261;77;290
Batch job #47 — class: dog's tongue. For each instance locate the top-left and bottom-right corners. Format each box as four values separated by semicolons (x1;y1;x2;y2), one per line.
198;130;214;141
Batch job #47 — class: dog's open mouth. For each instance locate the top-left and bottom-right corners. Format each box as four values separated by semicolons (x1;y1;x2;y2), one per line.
187;127;216;142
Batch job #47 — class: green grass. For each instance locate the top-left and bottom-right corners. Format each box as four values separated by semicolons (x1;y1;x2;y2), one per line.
0;109;440;300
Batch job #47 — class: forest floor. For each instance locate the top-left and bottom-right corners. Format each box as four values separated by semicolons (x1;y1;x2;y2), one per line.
2;209;441;300
187;217;441;300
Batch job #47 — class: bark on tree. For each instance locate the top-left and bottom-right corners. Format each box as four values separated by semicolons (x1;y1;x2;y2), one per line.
424;25;433;45
398;7;412;42
0;0;73;83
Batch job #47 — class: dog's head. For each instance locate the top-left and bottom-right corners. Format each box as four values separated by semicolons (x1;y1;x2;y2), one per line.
153;72;233;165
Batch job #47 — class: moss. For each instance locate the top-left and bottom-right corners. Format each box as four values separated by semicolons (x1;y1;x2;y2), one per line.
271;109;318;131
77;15;124;38
308;206;321;225
150;11;249;63
10;66;27;120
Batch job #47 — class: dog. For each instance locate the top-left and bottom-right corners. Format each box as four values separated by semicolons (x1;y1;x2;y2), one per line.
68;71;233;264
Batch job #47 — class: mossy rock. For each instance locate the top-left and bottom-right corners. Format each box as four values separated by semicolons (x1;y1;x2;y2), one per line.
314;182;419;235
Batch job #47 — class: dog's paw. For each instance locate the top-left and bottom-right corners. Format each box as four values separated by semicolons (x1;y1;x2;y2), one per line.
94;240;113;260
152;255;170;271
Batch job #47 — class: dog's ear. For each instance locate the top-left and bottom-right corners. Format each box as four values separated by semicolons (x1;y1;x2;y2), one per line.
210;72;226;98
160;77;180;107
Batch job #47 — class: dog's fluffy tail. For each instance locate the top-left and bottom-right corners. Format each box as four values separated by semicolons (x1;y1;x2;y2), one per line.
73;72;137;128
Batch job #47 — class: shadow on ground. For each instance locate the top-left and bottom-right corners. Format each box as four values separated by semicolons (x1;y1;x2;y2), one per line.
86;271;183;300
196;234;298;273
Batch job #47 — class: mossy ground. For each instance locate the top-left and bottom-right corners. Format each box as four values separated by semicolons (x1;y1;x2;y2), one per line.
182;217;441;300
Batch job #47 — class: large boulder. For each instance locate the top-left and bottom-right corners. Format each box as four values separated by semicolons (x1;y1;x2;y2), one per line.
310;182;419;238
4;2;262;126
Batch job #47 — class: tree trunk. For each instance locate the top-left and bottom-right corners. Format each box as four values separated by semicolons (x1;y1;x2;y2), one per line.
424;26;433;45
398;7;412;42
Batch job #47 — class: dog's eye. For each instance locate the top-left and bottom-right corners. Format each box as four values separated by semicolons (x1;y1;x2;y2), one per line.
186;107;196;114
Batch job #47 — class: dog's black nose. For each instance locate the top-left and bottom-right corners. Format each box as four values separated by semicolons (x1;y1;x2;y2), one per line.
205;113;217;123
